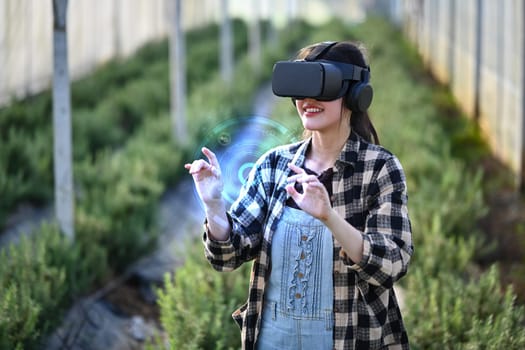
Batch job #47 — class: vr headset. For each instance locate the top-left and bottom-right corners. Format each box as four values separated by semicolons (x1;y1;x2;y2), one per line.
271;45;373;112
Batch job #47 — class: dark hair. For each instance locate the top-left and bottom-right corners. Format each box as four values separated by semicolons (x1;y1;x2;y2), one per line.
295;41;380;145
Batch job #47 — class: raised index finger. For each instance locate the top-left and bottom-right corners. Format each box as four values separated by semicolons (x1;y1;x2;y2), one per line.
201;147;220;169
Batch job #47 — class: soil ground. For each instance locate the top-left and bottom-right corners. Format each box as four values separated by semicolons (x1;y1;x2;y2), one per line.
477;157;525;304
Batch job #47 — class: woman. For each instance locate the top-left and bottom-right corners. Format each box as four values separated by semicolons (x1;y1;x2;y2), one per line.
185;41;413;350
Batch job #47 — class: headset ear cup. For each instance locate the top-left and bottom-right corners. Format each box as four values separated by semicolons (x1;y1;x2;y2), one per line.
346;83;373;112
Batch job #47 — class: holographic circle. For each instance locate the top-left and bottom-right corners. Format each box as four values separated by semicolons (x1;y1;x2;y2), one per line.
192;116;298;209
218;132;231;146
237;162;255;185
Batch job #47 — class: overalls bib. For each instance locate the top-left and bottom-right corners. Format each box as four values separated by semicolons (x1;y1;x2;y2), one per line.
256;206;334;349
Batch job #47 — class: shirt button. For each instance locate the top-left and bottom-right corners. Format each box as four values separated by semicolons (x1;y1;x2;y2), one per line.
295;293;302;299
301;235;308;241
300;252;306;259
297;272;304;278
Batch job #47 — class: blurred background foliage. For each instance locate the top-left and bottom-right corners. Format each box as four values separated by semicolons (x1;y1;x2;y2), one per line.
0;14;524;350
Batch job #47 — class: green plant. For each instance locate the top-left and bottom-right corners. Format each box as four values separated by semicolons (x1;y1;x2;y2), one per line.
405;266;525;350
0;224;89;350
153;238;250;350
75;148;164;272
0;127;53;219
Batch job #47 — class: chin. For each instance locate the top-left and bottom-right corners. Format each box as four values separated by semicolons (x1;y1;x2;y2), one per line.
302;122;323;131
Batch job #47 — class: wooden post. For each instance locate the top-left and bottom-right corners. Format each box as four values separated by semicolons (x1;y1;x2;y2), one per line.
249;0;262;74
169;0;188;144
220;0;233;84
52;0;75;240
521;0;525;192
0;1;5;104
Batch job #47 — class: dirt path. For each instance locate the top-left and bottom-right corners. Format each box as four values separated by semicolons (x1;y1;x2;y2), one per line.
477;158;525;303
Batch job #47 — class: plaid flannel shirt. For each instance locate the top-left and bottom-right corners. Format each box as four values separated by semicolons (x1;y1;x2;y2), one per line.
203;131;413;349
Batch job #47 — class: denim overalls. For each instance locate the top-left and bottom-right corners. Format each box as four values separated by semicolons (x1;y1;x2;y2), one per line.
256;206;334;349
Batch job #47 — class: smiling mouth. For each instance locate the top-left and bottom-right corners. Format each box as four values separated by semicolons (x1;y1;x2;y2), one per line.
304;107;323;113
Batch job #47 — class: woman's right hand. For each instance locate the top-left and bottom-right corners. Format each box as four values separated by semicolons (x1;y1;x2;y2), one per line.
184;147;224;207
185;147;231;240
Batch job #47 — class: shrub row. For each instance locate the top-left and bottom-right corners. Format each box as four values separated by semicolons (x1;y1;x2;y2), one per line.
0;19;250;229
351;18;525;349
0;19;265;349
150;240;251;350
0;224;86;350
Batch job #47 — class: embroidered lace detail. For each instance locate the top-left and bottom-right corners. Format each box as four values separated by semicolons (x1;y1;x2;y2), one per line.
265;206;333;319
287;230;315;313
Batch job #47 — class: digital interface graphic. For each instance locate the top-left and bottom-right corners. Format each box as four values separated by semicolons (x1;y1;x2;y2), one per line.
193;116;298;209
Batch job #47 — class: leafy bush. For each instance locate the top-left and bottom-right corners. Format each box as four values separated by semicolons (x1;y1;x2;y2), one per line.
73;73;170;158
0;93;52;134
75;147;164;272
153;238;250;350
405;266;525;350
409;158;487;236
0;224;90;350
70;40;168;108
0;126;53;224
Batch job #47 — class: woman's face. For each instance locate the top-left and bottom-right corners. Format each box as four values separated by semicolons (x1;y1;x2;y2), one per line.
295;97;349;134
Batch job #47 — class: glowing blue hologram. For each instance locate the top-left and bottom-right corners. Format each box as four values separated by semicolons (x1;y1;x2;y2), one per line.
192;115;298;210
238;162;255;185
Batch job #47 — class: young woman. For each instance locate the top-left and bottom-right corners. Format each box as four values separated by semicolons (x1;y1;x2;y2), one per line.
185;41;413;350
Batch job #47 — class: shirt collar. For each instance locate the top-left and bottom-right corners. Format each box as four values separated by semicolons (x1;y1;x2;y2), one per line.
290;137;310;167
335;131;359;170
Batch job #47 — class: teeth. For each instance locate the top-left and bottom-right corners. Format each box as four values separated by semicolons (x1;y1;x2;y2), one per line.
305;107;322;113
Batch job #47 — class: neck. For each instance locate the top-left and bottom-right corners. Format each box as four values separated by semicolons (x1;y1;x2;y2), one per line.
306;127;350;173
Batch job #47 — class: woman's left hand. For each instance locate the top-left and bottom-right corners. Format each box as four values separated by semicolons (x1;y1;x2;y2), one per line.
286;163;333;222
